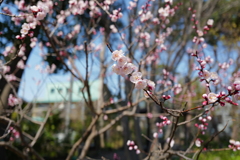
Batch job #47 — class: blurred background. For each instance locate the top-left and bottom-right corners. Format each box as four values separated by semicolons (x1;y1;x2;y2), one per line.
0;0;240;159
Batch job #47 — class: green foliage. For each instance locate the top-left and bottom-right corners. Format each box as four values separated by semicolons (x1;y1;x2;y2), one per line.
7;111;68;159
199;150;240;160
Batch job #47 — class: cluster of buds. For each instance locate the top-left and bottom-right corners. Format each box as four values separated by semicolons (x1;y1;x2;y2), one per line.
111;50;156;93
16;23;34;39
173;84;182;95
196;58;207;69
112;50;136;75
158;3;175;19
20;23;31;37
30;5;48;20
138;0;151;15
195;116;212;135
188;13;214;54
192;36;205;44
140;11;153;22
110;9;123;22
8;94;21;107
126;140;140;154
2;46;15;57
200;70;219;85
153;116;171;138
69;0;88;15
189;5;214;36
202;93;218;105
193;52;221;90
202;91;238;106
128;0;137;10
162;95;171;101
229;139;240;151
9;127;20;141
228;78;240;101
233;78;240;91
163;69;170;79
16;2;52;39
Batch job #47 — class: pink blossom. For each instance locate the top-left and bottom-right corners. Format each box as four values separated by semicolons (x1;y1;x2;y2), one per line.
229;139;240;151
20;23;30;36
17;60;25;69
202;43;207;48
112;50;124;61
140;11;153;22
30;6;39;12
134;145;138;150
49;64;56;73
165;0;173;4
203;70;211;79
210;72;219;80
37;12;47;20
153;132;158;138
18;46;25;57
121;63;135;75
147;113;153;119
147;80;155;91
22;23;30;30
110;25;118;33
130;72;142;83
128;1;137;10
207;92;218;103
136;149;140;154
207;19;214;26
3;46;12;57
197;30;203;37
73;24;81;34
117;56;128;66
8;94;20;106
173;84;182;94
166;138;174;148
5;74;17;81
3;66;10;74
234;93;240;101
112;64;122;75
103;115;108;120
167;138;175;147
110;9;122;22
152;17;160;24
233;79;240;90
195;138;202;147
207;116;212;121
135;79;147;89
158;5;171;17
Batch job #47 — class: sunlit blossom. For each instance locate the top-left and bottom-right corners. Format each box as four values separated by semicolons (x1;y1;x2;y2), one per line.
207;92;218;103
112;50;124;61
135;79;147;89
121;63;135;75
112;64;121;75
117;56;128;66
207;19;214;26
130;72;142;83
195;139;202;147
166;138;175;148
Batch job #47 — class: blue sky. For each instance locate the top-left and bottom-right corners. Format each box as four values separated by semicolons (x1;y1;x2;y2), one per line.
2;1;239;102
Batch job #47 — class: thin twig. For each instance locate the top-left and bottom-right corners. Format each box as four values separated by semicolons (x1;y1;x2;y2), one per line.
0;12;30;17
66;115;99;160
30;107;51;147
194;121;229;160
